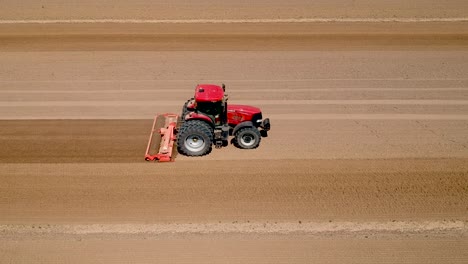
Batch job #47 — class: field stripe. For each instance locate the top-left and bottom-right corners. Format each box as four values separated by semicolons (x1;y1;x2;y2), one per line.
1;18;468;24
1;221;466;236
270;114;468;120
1;79;468;82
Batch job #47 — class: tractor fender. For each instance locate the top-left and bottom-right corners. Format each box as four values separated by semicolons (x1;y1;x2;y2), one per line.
232;121;254;136
185;112;214;128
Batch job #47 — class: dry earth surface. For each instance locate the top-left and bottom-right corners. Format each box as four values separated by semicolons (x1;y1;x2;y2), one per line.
1;2;468;263
1;0;468;20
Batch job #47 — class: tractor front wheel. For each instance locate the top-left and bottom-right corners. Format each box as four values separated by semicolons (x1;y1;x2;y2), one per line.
234;127;261;149
177;120;213;156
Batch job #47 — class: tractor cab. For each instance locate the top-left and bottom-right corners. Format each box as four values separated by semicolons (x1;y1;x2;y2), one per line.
191;84;228;126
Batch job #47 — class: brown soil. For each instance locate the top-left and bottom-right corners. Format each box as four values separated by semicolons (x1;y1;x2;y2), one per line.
0;20;467;263
1;0;467;20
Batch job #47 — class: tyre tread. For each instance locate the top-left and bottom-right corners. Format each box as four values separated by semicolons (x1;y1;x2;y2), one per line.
177;120;213;156
234;127;261;149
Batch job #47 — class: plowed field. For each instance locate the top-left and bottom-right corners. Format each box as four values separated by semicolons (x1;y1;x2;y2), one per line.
1;14;467;263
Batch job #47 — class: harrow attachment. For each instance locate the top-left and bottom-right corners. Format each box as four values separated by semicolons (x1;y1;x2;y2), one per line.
144;113;179;162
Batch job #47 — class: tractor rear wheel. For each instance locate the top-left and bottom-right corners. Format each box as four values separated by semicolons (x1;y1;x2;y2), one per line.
177;120;213;156
234;127;261;149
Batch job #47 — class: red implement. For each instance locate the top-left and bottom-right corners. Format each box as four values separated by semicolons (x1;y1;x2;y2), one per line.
144;113;179;162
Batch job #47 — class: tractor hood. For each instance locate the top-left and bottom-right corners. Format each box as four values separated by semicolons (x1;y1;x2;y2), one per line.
227;104;262;115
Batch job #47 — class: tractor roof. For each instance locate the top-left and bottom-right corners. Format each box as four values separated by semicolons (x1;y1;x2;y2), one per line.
194;84;224;102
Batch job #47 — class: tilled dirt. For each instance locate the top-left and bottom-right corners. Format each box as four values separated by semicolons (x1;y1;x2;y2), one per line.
1;21;468;263
1;0;468;20
2;237;467;264
1;159;468;223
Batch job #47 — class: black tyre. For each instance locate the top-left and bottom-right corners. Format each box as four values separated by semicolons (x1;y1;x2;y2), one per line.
181;98;193;117
234;127;261;149
177;120;213;156
180;98;194;126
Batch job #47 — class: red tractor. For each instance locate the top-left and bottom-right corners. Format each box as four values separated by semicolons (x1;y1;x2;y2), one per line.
145;84;270;161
